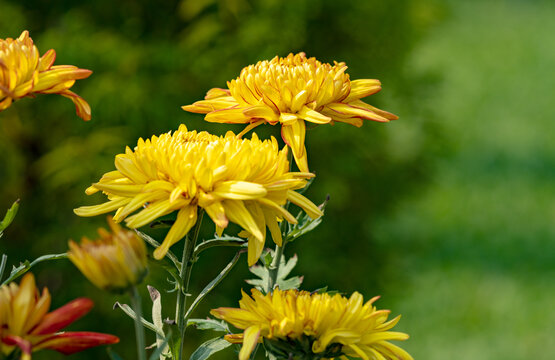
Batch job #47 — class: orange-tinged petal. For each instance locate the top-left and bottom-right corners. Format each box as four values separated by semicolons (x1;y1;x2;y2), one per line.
38;49;56;71
60;90;92;121
31;298;93;335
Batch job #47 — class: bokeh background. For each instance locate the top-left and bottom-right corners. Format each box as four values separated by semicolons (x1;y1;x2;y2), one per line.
1;0;554;359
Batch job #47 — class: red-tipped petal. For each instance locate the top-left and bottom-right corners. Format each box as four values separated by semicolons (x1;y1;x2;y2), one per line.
2;335;32;357
35;331;119;355
31;298;93;335
60;90;92;121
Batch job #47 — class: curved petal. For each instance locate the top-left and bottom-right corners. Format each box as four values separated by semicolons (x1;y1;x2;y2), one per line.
281;119;308;172
34;331;119;355
239;326;261;360
154;206;198;260
32;298;93;335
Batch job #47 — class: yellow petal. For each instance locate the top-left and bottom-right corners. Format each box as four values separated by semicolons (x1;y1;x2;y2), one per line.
239;326;261;360
74;197;130;217
281;119;308;172
222;200;263;241
287;190;323;219
212;181;267;200
154;206;198;260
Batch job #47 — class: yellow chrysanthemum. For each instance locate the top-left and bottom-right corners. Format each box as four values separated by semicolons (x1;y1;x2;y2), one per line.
68;217;148;292
211;288;412;360
183;52;398;172
0;30;92;120
74;124;323;265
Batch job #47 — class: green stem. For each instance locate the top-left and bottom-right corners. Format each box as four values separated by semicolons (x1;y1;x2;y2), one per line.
268;150;294;292
176;210;204;360
130;286;147;360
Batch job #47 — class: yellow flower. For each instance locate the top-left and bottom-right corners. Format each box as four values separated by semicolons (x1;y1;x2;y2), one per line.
0;273;119;360
67;217;148;292
74;125;323;265
211;288;412;360
183;52;398;172
0;30;92;120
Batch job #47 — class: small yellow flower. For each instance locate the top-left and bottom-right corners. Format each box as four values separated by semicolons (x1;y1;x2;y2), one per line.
0;273;119;360
211;288;412;360
0;30;92;120
68;217;148;292
74;125;323;265
183;52;398;172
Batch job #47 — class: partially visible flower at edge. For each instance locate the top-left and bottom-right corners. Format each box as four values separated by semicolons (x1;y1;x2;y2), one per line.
68;216;148;293
183;52;398;172
211;288;413;360
74;124;323;266
0;273;119;360
0;30;92;120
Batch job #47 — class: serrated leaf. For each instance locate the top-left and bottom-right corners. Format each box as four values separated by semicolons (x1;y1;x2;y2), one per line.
190;336;232;360
184;251;241;319
278;254;297;279
187;318;229;332
277;275;303;291
0;200;19;233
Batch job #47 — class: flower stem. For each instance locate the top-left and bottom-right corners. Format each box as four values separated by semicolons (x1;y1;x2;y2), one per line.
130;286;147;360
176;210;204;360
268;150;294;292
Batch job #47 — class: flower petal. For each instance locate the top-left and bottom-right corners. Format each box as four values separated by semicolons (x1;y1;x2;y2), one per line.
281;119;308;172
34;331;119;355
153;206;198;260
239;326;261;360
32;298;93;335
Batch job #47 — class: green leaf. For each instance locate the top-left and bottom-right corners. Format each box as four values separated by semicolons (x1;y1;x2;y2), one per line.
1;253;68;286
147;285;169;359
148;330;172;360
247;252;303;292
113;302;163;337
190;336;232;360
286;196;328;243
136;230;181;269
0;254;7;283
193;235;246;257
149;220;175;229
184;251;241;319
0;200;19;235
187;318;229;332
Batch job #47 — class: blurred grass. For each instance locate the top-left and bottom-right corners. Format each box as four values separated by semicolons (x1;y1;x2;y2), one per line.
371;1;555;359
0;0;553;359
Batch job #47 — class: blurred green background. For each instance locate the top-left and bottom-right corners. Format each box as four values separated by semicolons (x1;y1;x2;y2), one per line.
1;0;554;359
